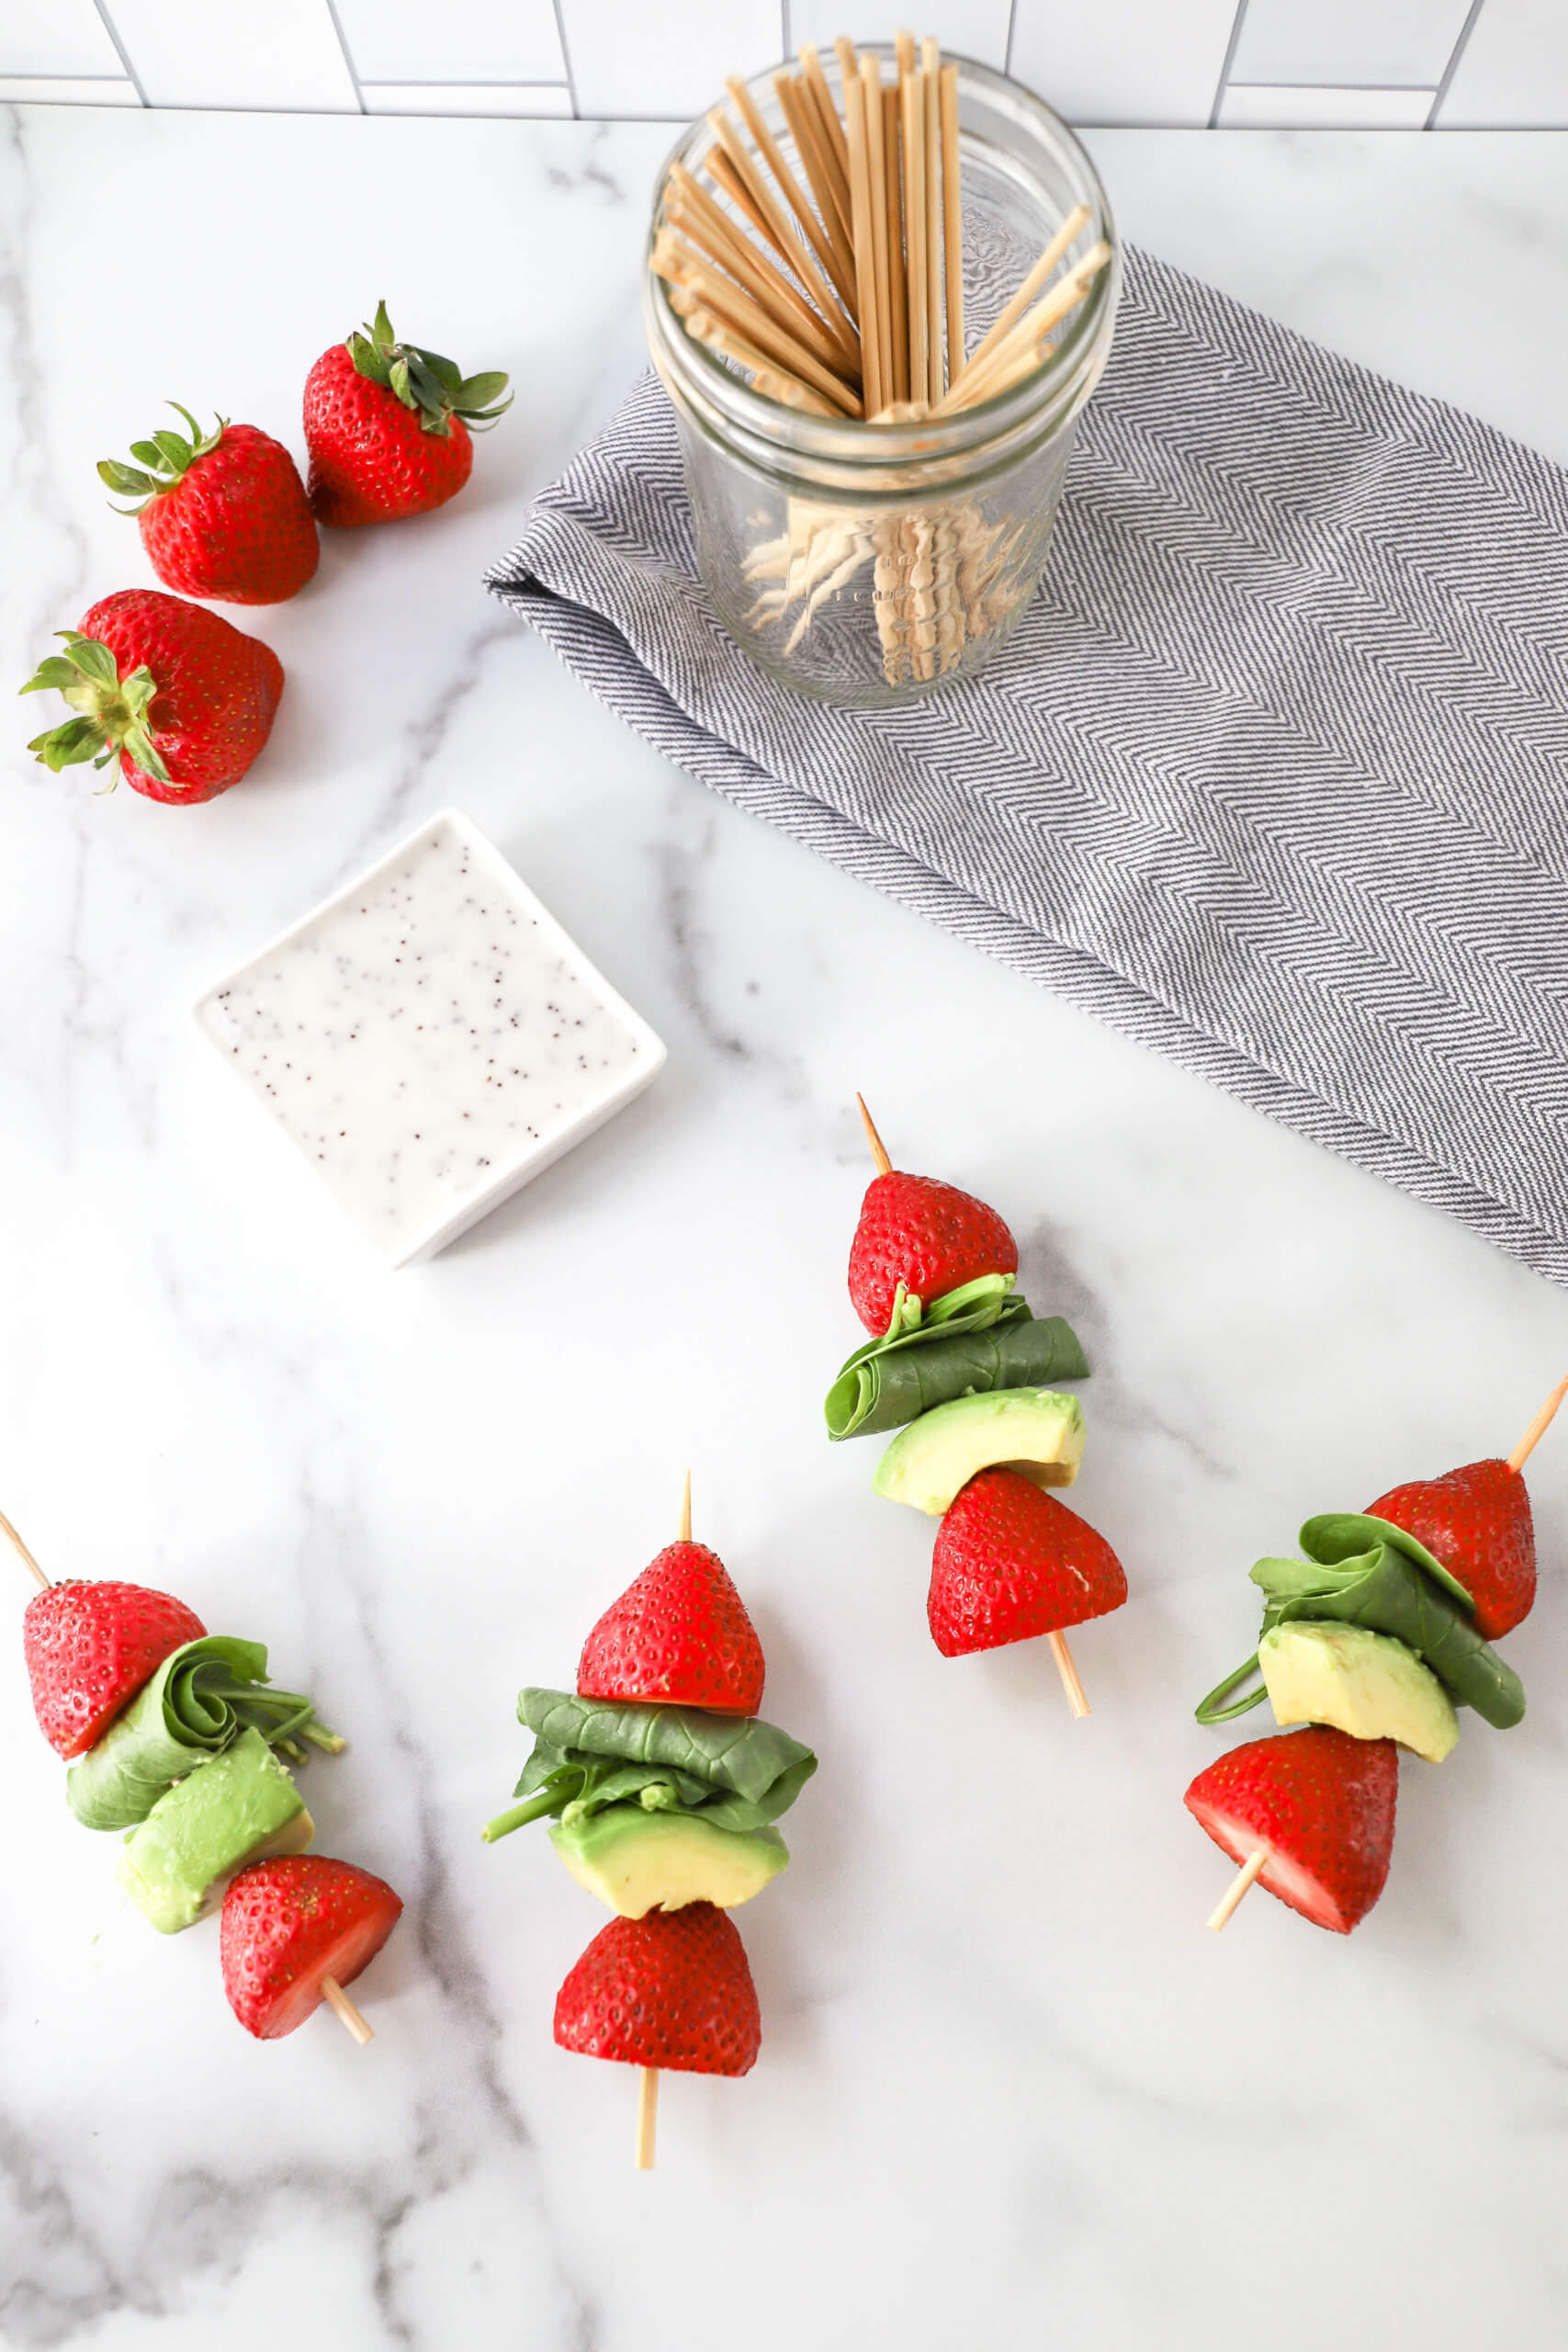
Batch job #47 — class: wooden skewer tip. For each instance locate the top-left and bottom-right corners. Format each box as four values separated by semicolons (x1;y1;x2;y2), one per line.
1508;1374;1568;1473
1206;1849;1267;1934
321;1973;374;2044
1046;1628;1091;1719
636;2064;660;2169
0;1510;51;1593
678;1470;693;1544
855;1093;893;1175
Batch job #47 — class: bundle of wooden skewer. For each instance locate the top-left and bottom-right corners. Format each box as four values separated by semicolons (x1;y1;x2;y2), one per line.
650;31;1112;686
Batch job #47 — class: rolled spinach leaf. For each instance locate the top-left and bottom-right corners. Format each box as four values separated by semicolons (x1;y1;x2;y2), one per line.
1194;1512;1524;1731
825;1274;1089;1440
66;1637;342;1830
482;1689;817;1844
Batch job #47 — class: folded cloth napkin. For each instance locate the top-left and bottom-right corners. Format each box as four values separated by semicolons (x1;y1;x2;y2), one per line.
486;244;1568;1286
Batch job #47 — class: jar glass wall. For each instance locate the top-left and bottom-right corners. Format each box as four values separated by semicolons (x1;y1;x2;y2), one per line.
644;49;1120;707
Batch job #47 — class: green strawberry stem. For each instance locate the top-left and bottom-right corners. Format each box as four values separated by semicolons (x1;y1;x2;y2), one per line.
19;631;170;786
346;300;512;438
480;1787;569;1844
98;403;224;511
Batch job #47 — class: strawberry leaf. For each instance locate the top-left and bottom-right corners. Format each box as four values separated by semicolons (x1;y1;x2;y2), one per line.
62;635;120;689
121;722;171;786
19;656;82;695
28;716;106;771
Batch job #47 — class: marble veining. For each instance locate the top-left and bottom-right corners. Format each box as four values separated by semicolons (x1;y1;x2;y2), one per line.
3;103;1568;2352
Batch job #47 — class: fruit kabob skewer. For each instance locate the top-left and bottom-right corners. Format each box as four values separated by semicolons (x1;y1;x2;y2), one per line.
829;1096;1127;1713
1188;1374;1567;1935
484;1474;814;2168
5;1506;402;2041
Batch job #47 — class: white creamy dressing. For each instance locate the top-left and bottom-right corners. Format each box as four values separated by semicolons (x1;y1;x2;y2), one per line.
197;817;650;1258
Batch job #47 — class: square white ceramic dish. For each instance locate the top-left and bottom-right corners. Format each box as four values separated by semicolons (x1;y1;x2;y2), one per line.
193;808;666;1267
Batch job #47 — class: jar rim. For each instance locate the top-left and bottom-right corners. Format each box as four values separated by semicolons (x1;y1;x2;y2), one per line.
645;44;1120;473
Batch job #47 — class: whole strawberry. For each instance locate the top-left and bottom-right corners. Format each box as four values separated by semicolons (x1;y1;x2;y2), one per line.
1366;1458;1534;1641
22;589;283;805
849;1169;1019;1335
554;1901;761;2075
929;1468;1127;1657
303;301;511;526
99;405;318;605
24;1579;207;1758
578;1540;765;1715
1185;1726;1398;1935
221;1854;403;2040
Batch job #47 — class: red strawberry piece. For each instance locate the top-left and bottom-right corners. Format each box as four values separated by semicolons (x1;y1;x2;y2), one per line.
303;300;511;527
22;590;284;805
1185;1726;1398;1935
1365;1458;1534;1641
928;1468;1127;1657
848;1170;1019;1335
23;1579;207;1758
99;406;318;605
577;1541;765;1715
554;1902;760;2075
220;1854;403;2041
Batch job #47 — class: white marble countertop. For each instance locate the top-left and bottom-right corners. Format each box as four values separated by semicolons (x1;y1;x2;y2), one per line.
4;103;1568;2351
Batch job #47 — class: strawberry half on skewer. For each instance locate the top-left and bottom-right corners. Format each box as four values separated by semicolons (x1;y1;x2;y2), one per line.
1189;1375;1562;1934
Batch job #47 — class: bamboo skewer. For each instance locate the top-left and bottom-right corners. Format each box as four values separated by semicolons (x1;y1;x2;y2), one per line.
1207;1849;1267;1933
840;62;884;423
667;171;858;375
705;111;853;345
1508;1374;1568;1471
899;52;929;415
939;62;964;381
952;203;1091;387
6;1505;374;2038
884;79;908;408
775;73;856;286
921;42;942;405
861;56;895;417
725;74;859;317
1;1509;51;1592
854;1096;1096;1715
321;1975;374;2042
633;1466;695;2169
936;240;1111;415
653;235;863;415
636;2064;660;2168
1207;1382;1568;1931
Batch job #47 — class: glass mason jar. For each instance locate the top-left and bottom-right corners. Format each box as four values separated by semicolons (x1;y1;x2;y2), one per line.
643;48;1121;707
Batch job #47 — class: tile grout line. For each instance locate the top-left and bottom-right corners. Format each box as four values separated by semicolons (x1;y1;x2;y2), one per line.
1208;0;1253;128
88;0;148;107
1004;0;1019;78
1427;0;1489;129
551;0;581;119
321;0;367;114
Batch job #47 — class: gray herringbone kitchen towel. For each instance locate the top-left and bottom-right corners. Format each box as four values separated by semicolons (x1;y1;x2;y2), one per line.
487;244;1568;1285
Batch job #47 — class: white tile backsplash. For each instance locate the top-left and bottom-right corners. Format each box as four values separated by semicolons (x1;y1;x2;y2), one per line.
332;0;565;85
560;0;780;118
786;4;1013;72
0;74;139;106
103;0;359;110
1231;0;1473;89
0;0;125;75
1435;0;1568;124
361;83;572;118
1219;82;1437;127
1010;0;1240;125
4;0;1563;127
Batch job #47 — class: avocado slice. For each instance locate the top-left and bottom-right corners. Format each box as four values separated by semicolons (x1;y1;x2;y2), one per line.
872;1387;1085;1514
118;1727;314;1934
1259;1622;1459;1763
549;1807;789;1917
